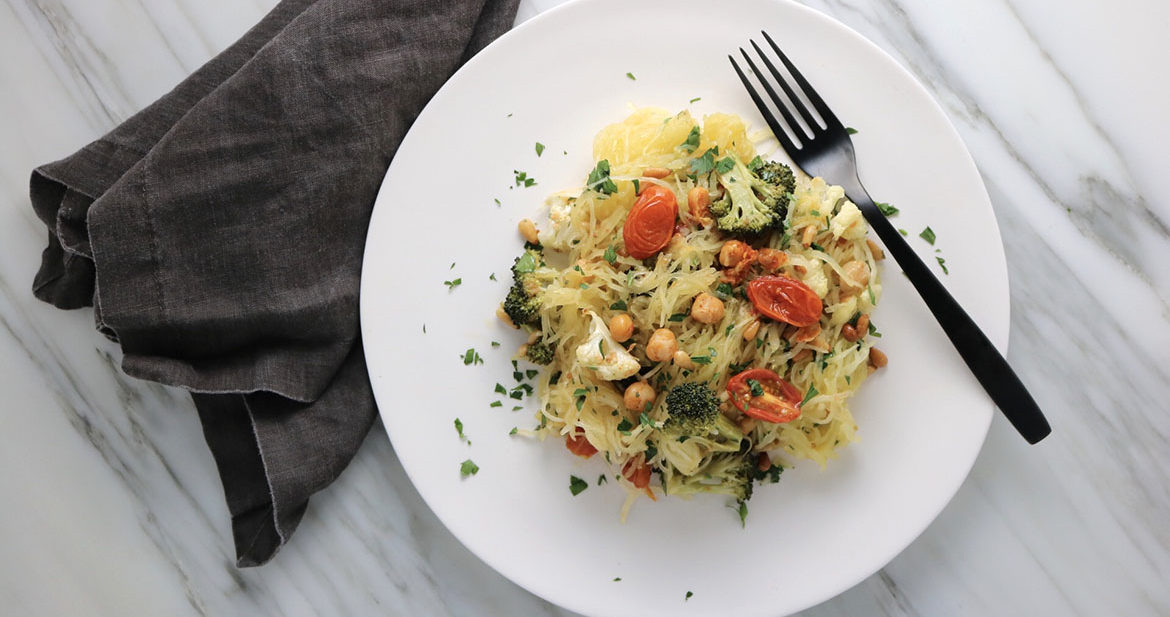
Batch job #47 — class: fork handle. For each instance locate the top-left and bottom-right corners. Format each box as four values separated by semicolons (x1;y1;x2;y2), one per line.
850;192;1051;444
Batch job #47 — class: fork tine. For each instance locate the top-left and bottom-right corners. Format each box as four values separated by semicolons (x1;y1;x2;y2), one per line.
728;55;800;154
738;47;809;142
748;39;819;132
761;30;843;130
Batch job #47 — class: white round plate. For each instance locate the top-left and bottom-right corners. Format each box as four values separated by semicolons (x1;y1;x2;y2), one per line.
361;1;1008;616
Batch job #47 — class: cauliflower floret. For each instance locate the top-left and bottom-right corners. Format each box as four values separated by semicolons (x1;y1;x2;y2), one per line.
829;201;866;240
575;311;641;380
789;254;829;298
537;198;574;250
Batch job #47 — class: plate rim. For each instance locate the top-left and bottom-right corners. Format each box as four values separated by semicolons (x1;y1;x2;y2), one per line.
360;0;1008;614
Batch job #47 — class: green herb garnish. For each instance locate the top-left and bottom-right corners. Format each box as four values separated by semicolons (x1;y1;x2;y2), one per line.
604;245;617;264
876;201;899;216
460;459;479;477
801;385;819;407
513;170;536;187
586;160;618;194
535;142;545;157
681;126;701;153
919;226;936;245
444;278;462;289
689;147;718;174
937;256;949;274
569;475;589;496
714;156;736;174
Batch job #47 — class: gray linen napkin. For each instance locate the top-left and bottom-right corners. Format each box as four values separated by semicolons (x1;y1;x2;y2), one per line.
29;0;520;566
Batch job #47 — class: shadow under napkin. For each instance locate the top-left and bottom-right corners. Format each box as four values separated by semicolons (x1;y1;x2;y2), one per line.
28;0;521;566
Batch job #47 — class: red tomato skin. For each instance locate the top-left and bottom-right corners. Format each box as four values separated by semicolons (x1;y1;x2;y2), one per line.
623;184;678;259
746;276;823;327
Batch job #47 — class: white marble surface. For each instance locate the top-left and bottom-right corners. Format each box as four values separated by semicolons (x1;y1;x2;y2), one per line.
1;0;1167;615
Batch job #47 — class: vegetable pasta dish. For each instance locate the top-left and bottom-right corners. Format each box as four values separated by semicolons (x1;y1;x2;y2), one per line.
499;108;887;517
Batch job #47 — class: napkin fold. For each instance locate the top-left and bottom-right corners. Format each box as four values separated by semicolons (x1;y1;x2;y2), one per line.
29;0;520;566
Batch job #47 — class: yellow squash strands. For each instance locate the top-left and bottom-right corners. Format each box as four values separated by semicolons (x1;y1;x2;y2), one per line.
507;108;883;519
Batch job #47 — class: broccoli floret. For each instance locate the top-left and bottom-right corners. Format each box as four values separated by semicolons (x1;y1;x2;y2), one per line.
525;337;555;365
708;155;795;235
502;246;555;327
663;382;744;444
663;453;756;502
755;160;796;197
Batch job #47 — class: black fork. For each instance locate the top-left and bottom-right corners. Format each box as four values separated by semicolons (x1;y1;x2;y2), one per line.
731;31;1050;444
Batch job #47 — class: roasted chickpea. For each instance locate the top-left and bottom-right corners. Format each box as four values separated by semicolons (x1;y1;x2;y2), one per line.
645;328;678;362
690;293;725;324
623;382;656;411
609;313;634;342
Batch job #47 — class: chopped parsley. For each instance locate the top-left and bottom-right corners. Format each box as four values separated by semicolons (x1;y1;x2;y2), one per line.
626;72;636;80
460;459;479;477
876;201;899;216
714;282;734;300
616;418;634;435
598;474;608;485
714;156;736;174
494;383;507;394
919;226;936;245
747;379;764;397
489;272;497;281
867;286;877;305
513;170;536;187
569;475;589;496
534;142;545;157
685;591;694;601
689;96;701;103
462;348;483;365
491;341;500;348
632;178;641;194
612;577;621;582
604;245;617;264
937;256;949;274
493;198;501;207
846;126;859;135
454;418;466;440
898;228;908;236
489;401;502;408
681;126;701;153
639;412;654;428
735;500;748;527
667;312;688;322
443;278;462;289
586;160;618;195
689;354;712;365
509;426;518;435
689;147;718;174
610;299;627;311
801;385;819;407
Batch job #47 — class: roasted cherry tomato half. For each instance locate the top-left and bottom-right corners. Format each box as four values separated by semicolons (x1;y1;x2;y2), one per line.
622;184;678;259
621;457;657;500
746;275;823;327
726;368;803;424
565;429;597;458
